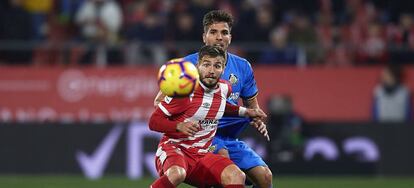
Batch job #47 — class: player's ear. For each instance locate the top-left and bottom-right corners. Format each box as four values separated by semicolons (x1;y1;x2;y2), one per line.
202;33;206;44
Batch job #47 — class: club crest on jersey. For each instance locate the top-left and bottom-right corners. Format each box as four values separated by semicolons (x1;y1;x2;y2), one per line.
229;73;238;85
208;145;216;152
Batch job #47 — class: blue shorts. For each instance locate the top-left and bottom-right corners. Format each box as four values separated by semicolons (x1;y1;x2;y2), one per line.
212;136;267;170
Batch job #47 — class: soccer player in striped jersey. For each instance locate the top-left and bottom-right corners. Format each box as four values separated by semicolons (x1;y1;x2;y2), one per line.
155;10;272;188
149;45;266;188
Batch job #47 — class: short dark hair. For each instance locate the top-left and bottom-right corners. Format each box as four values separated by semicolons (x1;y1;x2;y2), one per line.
198;45;226;62
203;10;234;32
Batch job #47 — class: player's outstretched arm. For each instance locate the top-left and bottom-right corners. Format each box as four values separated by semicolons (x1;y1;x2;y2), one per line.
224;102;266;119
243;108;267;119
243;96;267;120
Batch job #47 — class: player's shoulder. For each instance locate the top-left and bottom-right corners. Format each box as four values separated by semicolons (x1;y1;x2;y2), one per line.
218;79;232;93
218;79;231;86
159;95;191;116
162;95;191;106
227;52;252;69
183;52;198;65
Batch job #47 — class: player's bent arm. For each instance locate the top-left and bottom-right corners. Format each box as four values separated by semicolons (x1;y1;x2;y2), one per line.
149;108;200;136
149;108;179;133
243;95;260;109
153;90;166;107
243;95;267;120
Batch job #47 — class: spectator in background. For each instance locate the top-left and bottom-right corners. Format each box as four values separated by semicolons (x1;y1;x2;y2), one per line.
246;7;274;42
169;12;199;41
76;0;122;43
288;13;321;65
356;23;388;64
373;65;412;123
258;26;298;65
388;13;414;64
267;94;304;162
58;0;84;24
319;10;354;67
246;6;276;62
124;13;167;65
75;0;123;66
22;0;53;40
0;0;33;64
164;12;200;59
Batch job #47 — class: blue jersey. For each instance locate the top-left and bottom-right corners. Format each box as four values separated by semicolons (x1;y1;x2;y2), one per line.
183;52;258;138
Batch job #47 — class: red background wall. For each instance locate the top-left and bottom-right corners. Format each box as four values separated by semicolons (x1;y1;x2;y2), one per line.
253;66;414;121
1;66;413;122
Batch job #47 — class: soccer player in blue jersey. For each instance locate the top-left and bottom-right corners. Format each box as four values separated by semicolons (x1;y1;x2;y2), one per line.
155;10;273;188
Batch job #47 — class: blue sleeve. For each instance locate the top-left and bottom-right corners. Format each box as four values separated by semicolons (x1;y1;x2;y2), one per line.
183;53;198;65
240;60;258;100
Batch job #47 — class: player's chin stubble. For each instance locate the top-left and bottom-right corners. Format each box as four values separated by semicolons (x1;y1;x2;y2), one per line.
201;78;218;88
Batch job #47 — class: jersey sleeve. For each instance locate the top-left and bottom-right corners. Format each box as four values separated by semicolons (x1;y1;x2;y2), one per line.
149;108;179;133
224;102;240;116
157;96;190;116
183;53;198;66
240;60;258;100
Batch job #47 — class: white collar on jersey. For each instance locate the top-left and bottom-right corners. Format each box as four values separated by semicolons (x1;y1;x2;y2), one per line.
199;80;220;93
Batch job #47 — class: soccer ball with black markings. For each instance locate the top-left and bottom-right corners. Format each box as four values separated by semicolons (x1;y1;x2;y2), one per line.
157;59;199;97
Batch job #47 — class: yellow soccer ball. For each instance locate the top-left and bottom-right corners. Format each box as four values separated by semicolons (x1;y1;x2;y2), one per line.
158;59;199;97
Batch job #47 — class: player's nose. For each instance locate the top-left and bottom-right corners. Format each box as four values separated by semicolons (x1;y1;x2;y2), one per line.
206;66;214;73
216;33;223;40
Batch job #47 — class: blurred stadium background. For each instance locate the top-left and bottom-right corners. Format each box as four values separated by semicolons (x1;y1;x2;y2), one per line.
1;0;414;187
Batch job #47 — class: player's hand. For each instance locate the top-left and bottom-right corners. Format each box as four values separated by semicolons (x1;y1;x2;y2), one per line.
245;108;267;120
217;148;230;158
176;121;200;136
250;118;270;141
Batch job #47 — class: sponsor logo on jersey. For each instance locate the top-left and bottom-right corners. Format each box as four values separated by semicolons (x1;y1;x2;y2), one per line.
164;96;172;104
199;119;218;130
228;92;240;101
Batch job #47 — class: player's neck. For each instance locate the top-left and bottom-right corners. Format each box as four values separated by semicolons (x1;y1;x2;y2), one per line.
225;52;228;66
199;81;219;92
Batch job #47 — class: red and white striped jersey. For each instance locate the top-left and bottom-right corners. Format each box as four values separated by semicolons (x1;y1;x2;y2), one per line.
157;80;232;155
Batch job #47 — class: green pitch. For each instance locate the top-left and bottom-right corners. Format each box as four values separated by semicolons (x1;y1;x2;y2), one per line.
0;175;413;188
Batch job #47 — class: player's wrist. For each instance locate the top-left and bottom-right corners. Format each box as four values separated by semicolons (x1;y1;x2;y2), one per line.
175;123;181;132
239;107;247;117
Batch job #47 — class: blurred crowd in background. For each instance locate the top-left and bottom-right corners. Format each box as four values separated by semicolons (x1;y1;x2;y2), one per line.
1;0;414;66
